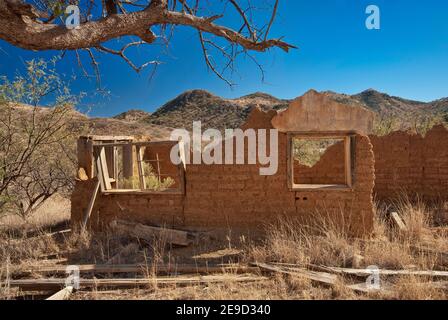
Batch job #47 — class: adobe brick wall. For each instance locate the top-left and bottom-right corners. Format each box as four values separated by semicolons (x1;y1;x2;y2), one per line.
293;141;346;185
370;125;448;201
290;124;448;202
71;109;375;237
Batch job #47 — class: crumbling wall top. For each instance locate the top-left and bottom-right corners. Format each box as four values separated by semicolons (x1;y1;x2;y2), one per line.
271;90;375;134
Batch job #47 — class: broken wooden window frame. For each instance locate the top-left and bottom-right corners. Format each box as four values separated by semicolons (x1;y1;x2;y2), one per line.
287;132;355;191
93;141;186;195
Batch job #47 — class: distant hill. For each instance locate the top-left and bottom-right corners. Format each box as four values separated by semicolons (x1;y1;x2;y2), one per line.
143;89;289;130
2;102;173;141
113;109;151;122
140;88;447;131
8;88;447;140
80;117;172;140
324;89;448;116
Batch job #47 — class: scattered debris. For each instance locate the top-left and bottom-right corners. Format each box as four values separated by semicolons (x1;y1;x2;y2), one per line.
311;265;448;278
253;262;391;294
12;263;259;277
111;220;192;247
9;274;268;291
390;211;408;232
192;249;243;260
46;286;73;300
252;262;338;286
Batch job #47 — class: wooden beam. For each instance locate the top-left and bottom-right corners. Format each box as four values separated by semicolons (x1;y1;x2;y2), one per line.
252;262;338;286
311;265;448;278
345;136;353;187
96;147;111;192
85;135;134;141
102;189;184;195
136;146;146;190
9;275;268;291
99;147;112;190
390;212;407;232
13;264;259;276
111;220;191;247
46;286;73;300
81;180;101;229
252;262;387;294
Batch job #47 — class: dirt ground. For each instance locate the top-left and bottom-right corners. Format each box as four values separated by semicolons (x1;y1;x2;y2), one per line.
1;196;448;300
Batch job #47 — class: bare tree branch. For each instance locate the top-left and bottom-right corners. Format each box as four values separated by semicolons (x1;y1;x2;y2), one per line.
0;0;296;84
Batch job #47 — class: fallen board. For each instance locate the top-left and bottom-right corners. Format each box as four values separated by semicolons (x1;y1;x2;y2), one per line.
252;262;387;294
390;212;407;232
111;220;191;247
46;286;73;300
9;274;268;291
313;265;448;278
13;264;259;276
252;262;338;286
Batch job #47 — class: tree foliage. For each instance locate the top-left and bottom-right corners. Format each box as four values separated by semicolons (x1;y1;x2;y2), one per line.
0;58;83;219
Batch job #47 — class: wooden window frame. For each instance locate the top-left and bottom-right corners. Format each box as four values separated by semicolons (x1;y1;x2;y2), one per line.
287;132;355;191
93;141;186;195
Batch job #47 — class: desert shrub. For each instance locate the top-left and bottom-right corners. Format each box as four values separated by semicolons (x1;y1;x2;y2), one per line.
250;196;447;271
119;162;175;191
0;58;84;219
293;138;340;167
373;112;447;136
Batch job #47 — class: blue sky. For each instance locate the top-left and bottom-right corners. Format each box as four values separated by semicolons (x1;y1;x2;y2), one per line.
1;0;447;117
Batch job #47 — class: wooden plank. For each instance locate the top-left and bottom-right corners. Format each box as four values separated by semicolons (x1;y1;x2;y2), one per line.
9;275;268;291
99;147;112;190
390;212;407;232
291;184;352;191
93;141;176;148
252;262;338;286
81;180;101;229
95;148;106;191
102;189;184;195
346;282;394;295
345;136;353;187
252;262;388;294
86;135;134;141
136;146;146;190
46;286;73;300
287;134;294;190
112;220;191;247
13;264;259;276
312;265;448;278
155;153;161;183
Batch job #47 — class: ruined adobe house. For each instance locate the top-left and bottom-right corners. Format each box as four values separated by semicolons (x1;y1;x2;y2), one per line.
71;90;448;237
72;90;376;236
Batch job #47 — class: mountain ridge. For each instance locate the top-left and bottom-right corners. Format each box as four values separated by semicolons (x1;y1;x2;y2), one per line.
134;89;448;130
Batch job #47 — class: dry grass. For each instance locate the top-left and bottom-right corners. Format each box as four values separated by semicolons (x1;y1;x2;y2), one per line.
1;195;447;300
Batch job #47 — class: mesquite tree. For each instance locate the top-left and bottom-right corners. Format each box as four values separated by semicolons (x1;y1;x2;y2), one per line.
0;58;83;219
0;0;295;84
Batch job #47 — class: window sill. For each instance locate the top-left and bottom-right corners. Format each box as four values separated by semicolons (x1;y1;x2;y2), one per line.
290;184;353;191
102;189;184;195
